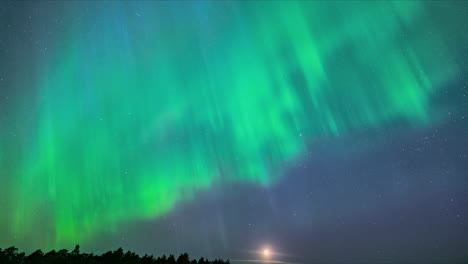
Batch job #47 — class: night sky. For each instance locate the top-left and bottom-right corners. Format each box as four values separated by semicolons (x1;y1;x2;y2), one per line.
1;1;468;263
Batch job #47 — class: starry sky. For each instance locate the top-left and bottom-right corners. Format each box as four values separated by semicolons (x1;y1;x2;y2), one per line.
0;1;467;263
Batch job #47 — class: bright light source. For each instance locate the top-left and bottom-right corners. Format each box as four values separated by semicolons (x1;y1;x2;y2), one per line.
263;248;271;257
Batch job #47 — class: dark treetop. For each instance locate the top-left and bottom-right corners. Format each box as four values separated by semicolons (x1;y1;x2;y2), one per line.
0;245;230;264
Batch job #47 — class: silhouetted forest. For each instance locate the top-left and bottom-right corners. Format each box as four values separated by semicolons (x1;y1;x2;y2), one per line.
0;245;230;264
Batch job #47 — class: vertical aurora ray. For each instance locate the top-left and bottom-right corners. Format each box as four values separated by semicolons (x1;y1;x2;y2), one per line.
2;1;462;249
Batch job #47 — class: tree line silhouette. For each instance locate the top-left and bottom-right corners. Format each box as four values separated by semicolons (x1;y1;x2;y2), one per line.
0;245;230;264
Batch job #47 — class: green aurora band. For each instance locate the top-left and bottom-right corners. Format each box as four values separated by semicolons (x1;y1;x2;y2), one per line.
1;1;464;249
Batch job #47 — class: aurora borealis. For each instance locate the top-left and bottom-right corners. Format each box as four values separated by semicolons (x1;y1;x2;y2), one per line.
1;1;468;263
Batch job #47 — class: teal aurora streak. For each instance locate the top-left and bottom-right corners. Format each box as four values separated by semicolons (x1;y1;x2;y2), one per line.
0;1;462;249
